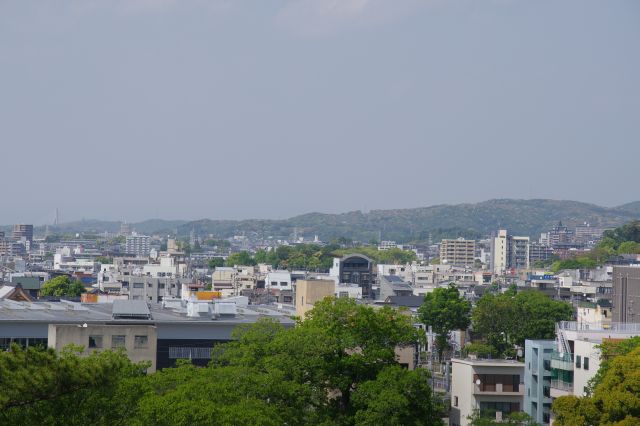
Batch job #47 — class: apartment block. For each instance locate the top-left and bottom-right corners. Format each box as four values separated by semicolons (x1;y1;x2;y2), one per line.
612;265;640;323
440;238;476;268
492;230;530;274
125;234;151;257
450;358;524;426
550;320;640;409
524;340;555;425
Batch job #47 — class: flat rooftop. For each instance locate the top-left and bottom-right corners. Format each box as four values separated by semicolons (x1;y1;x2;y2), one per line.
452;358;525;367
0;300;295;325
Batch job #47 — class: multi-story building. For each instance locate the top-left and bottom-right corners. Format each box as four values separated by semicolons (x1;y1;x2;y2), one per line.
524;340;555;425
529;243;554;265
450;358;525;426
549;320;640;411
0;239;25;257
440;238;476;268
0;299;294;372
125;234;151;257
265;270;292;291
492;230;530;274
12;224;33;242
547;222;574;248
574;222;605;245
612;265;640;323
329;254;374;298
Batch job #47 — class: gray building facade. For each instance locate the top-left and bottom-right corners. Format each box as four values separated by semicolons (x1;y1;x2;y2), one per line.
524;339;555;425
612;266;640;323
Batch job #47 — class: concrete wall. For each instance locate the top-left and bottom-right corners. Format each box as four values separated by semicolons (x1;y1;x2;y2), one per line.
48;324;158;372
295;279;335;318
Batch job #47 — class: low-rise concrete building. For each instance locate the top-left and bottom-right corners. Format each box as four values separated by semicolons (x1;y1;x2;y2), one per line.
450;358;525;426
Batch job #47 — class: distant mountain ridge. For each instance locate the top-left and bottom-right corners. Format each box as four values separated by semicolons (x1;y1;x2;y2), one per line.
6;199;639;243
178;199;639;242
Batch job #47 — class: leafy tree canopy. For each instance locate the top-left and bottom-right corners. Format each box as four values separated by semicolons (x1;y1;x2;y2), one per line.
552;344;640;425
472;289;572;354
40;276;85;297
418;284;471;359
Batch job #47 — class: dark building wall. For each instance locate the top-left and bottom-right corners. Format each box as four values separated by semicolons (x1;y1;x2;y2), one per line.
156;338;230;369
612;266;640;323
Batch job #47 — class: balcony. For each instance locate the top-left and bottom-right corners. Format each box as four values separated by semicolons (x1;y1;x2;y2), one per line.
550;351;573;371
550;379;573;393
473;382;524;396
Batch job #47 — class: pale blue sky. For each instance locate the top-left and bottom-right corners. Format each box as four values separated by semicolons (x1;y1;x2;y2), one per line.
1;0;639;224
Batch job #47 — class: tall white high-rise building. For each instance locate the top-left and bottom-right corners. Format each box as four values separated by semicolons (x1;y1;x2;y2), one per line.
492;230;530;274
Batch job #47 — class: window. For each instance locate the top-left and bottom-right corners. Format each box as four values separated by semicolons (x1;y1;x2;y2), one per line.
576;355;581;368
134;335;148;349
169;347;212;359
583;357;589;370
454;396;458;407
112;335;126;348
88;335;103;348
280;281;287;286
133;283;144;289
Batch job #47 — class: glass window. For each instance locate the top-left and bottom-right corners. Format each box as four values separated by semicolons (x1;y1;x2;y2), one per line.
576;355;581;368
88;335;103;348
133;283;144;289
112;335;126;348
583;357;589;370
134;335;148;349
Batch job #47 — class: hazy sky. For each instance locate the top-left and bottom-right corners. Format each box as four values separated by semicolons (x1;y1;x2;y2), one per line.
1;0;639;224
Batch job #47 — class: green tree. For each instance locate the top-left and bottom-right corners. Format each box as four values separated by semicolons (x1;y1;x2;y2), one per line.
472;290;573;355
225;251;256;266
95;256;113;264
40;276;86;297
617;241;640;254
352;366;443;426
0;345;149;426
552;345;640;425
467;409;536;425
418;284;471;360
207;257;224;269
210;298;437;425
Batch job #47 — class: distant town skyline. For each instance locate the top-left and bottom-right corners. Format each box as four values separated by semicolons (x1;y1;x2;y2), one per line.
1;1;639;224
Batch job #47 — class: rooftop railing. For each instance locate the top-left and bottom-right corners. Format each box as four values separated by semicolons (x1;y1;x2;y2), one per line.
557;321;640;333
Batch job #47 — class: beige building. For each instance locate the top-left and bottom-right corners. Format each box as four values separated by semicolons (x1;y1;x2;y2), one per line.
493;230;530;274
48;323;158;372
440;239;476;268
295;279;335;318
450;358;525;426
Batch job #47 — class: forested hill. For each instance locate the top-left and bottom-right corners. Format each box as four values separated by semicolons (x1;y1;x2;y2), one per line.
11;199;638;242
177;199;639;242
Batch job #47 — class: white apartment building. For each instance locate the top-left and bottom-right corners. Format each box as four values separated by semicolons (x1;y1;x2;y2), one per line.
125;234;151;257
265;270;292;291
450;358;525;426
493;230;530;274
550;321;640;403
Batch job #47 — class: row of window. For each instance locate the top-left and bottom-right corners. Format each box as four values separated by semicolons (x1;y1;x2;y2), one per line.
576;355;589;370
88;335;148;349
0;337;48;350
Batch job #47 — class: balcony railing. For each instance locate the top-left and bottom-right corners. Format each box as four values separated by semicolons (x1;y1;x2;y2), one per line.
557;321;640;333
550;379;573;392
550;351;574;371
